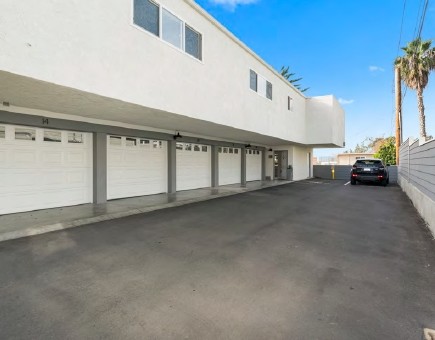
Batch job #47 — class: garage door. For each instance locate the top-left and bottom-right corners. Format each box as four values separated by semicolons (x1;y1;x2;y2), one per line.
176;143;211;191
0;124;92;215
218;147;241;185
107;136;167;200
246;149;262;181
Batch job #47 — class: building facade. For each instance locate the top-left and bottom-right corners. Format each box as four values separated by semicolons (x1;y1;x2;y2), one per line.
337;153;375;165
0;0;345;215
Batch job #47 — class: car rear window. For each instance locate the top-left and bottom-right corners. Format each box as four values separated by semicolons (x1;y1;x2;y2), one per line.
356;160;382;165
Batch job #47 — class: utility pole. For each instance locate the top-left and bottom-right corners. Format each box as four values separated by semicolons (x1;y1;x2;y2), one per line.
395;66;402;165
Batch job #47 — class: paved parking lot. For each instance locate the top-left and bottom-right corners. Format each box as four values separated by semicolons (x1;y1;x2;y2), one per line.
0;180;434;339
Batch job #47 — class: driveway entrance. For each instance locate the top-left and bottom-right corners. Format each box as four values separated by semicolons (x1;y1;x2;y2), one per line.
0;180;434;339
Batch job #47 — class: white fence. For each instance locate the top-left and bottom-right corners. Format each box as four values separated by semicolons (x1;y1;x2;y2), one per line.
398;138;435;236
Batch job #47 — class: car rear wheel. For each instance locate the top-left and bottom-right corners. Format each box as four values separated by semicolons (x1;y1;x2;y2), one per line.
382;179;388;187
351;178;356;185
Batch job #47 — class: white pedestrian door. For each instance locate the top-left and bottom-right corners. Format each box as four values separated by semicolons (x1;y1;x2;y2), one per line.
246;149;262;181
107;136;167;200
176;143;211;191
218;147;241;185
0;124;92;215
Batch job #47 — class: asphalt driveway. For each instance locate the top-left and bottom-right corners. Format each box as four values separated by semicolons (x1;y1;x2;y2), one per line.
0;180;434;339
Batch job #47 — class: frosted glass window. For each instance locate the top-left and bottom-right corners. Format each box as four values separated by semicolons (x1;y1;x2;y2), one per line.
266;81;273;100
229;148;234;154
134;0;159;37
15;128;36;141
202;146;208;152
140;139;150;146
162;9;182;49
185;25;202;60
250;70;257;91
68;132;83;143
194;145;200;152
218;147;222;153
234;149;239;154
0;126;5;139
185;144;192;151
44;130;62;142
176;143;183;150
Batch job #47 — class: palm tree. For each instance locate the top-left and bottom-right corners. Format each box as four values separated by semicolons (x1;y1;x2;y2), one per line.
280;66;309;93
395;38;435;139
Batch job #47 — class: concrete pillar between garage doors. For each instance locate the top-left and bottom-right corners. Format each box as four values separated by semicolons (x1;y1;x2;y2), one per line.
167;140;177;194
241;147;247;187
93;132;107;204
211;145;219;187
261;148;266;181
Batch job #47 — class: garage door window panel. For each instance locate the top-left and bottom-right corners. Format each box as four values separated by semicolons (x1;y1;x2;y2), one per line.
110;136;122;146
68;132;83;144
44;131;62;143
0;126;5;139
140;139;150;147
176;143;183;150
126;138;137;147
15;128;36;141
202;146;208;152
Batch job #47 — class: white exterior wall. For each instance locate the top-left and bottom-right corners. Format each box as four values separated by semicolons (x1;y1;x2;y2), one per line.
292;146;312;181
0;0;343;147
306;96;345;147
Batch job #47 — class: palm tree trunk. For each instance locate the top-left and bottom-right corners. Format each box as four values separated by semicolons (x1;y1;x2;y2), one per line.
417;86;427;140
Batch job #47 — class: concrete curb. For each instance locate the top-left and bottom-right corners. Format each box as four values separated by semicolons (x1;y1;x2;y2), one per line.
0;181;293;242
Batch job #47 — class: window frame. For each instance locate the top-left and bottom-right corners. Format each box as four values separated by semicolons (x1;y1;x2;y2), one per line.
249;68;272;101
131;0;203;62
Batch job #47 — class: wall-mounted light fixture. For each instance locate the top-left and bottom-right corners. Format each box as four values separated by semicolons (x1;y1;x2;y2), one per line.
245;144;251;148
173;132;182;140
268;148;273;152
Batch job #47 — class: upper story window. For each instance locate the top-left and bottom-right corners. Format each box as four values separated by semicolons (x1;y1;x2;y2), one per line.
249;69;272;100
134;0;159;36
288;96;293;111
133;0;202;61
162;8;182;49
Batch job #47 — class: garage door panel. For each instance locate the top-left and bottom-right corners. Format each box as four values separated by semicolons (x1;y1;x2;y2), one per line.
107;137;167;200
12;150;37;164
0;170;39;189
176;144;211;191
218;148;241;185
246;151;262;181
0;125;92;215
0;150;6;164
66;151;87;165
41;151;63;164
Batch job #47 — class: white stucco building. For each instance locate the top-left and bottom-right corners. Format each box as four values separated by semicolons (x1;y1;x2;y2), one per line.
0;0;345;215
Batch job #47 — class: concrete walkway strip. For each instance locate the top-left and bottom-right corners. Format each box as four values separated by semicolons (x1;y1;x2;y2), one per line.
344;181;350;186
0;181;293;242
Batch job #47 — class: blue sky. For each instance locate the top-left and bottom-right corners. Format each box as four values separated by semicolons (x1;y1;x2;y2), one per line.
194;0;435;157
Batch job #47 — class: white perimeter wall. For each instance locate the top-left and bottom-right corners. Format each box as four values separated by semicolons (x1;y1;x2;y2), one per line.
0;0;342;147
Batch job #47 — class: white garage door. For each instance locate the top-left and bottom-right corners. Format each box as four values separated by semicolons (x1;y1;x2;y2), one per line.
107;136;167;200
176;143;211;191
218;147;241;185
246;149;262;181
0;124;92;215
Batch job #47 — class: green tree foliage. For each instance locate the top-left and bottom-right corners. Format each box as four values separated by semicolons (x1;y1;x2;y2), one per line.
280;66;309;93
395;38;435;139
374;137;396;165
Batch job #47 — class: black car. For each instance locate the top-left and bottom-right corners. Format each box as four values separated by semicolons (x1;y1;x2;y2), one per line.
350;159;389;186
